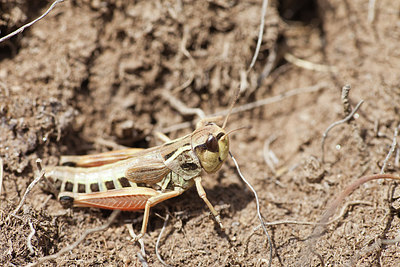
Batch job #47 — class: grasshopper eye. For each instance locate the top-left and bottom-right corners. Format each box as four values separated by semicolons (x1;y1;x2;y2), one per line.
205;134;219;152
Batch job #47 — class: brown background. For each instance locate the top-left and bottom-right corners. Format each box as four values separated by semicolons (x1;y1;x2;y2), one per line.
1;0;400;266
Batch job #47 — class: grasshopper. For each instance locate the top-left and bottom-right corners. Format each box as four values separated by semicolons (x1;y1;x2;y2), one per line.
44;113;235;240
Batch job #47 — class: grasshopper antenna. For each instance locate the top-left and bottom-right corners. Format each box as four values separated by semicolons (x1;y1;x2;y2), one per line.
222;88;241;129
229;151;273;267
224;126;251;137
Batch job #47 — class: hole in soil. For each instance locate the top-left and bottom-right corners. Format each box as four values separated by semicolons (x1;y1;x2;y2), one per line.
278;0;319;24
0;44;15;60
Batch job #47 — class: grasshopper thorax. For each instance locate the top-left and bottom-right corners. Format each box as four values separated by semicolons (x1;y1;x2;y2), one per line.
192;122;229;173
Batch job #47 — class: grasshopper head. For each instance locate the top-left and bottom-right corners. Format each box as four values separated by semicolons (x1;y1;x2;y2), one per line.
192;123;229;173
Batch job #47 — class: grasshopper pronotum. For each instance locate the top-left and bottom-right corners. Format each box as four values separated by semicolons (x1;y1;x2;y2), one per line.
44;109;237;240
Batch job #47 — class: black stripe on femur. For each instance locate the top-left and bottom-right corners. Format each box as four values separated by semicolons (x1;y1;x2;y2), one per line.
62;162;77;167
65;181;74;192
105;181;116;190
118;177;131;187
90;183;100;192
181;162;198;171
59;196;74;208
78;183;86;193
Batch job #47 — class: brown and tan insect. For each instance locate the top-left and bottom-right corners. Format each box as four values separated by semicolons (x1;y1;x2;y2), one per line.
45;116;234;240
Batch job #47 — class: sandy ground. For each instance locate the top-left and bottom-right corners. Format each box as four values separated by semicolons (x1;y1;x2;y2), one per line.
1;0;400;266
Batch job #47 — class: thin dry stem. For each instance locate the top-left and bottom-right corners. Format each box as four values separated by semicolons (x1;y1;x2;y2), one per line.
0;0;66;43
161;90;205;119
160;121;192;134
341;84;351;116
180;25;196;66
257;43;277;87
264;200;372;227
248;0;269;72
368;0;376;23
230;152;273;267
303;173;400;265
318;174;400;227
215;83;327;118
263;136;278;174
155;213;172;267
26;210;120;267
380;124;399;174
381;236;400;245
172;73;194;93
284;53;338;73
94;137;129;150
246;200;372;253
10;159;45;218
161;83;326;133
245;200;371;259
321;100;364;163
27;220;36;255
239;69;249;93
126;223;147;259
137;252;149;267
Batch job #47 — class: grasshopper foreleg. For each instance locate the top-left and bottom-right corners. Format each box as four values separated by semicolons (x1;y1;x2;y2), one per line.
194;176;223;229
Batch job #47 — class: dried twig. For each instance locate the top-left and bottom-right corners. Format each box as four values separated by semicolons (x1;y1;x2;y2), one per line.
180;25;196;66
94;137;129;150
248;0;269;71
284;53;338;73
381;236;400;245
221;83;327;116
303;174;400;265
155;214;172;267
161;90;205;119
27;220;36;255
341;85;352;116
172;73;194;93
318;174;400;226
246;200;372;254
126;223;147;260
0;0;66;44
26;210;120;267
257;43;277;87
137;252;149;267
368;0;376;23
263;136;278;174
160;83;326;133
230;152;273;267
265;200;371;227
10;160;45;218
380;124;399;174
321;100;364;163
